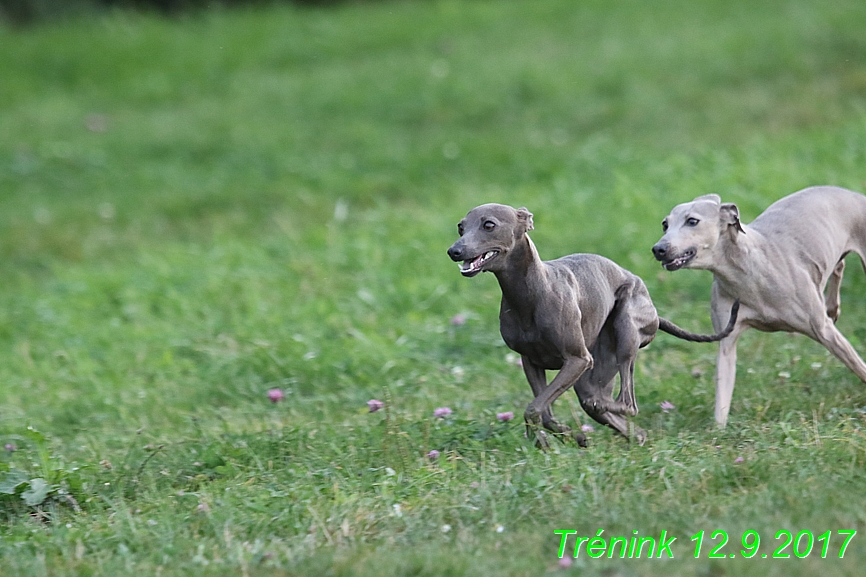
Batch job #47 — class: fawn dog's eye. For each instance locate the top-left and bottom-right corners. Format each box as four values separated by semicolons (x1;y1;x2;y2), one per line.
483;221;496;231
686;217;700;226
661;219;669;232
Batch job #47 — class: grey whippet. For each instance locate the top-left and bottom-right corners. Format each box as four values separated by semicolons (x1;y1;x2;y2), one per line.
447;203;738;447
652;186;866;428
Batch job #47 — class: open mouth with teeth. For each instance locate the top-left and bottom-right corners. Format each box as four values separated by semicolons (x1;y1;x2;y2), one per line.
662;248;696;271
459;250;500;277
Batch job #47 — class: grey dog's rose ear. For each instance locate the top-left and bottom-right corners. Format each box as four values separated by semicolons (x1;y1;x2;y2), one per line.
516;207;534;234
720;202;745;234
693;193;721;205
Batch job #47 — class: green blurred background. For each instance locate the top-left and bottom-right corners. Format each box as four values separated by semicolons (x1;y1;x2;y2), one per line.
2;1;866;575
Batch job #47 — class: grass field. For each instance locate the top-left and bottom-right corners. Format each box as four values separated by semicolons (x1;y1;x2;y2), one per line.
2;0;866;575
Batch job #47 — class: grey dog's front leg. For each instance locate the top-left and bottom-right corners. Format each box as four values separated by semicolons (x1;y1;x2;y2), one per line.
714;334;739;428
711;295;745;428
521;357;569;432
524;355;592;448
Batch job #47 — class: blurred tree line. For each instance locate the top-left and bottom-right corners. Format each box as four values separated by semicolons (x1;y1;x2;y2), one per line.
0;0;342;23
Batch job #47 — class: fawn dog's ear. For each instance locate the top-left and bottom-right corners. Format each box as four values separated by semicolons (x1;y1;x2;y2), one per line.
516;207;534;236
720;202;745;235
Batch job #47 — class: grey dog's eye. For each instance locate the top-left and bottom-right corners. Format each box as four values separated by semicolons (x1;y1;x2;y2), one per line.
457;224;464;236
483;221;496;231
686;217;699;226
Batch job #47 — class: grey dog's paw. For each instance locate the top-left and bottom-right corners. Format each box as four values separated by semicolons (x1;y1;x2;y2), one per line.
573;431;588;448
543;418;572;435
533;429;550;451
584;397;634;417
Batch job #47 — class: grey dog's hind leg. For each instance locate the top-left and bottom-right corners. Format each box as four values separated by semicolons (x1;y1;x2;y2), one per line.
612;287;658;415
825;259;845;322
813;314;866;382
584;409;647;445
573;323;646;442
795;277;866;384
577;358;648;444
573;323;618;410
827;250;866;323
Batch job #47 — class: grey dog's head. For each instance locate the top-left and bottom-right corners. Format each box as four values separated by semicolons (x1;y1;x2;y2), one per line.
446;204;534;277
652;194;744;271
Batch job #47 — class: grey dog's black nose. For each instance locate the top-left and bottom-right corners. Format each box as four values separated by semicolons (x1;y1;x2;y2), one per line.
447;245;463;261
652;243;667;260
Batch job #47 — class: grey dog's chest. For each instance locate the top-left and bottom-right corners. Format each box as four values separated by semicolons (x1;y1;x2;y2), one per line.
495;255;616;370
499;304;572;370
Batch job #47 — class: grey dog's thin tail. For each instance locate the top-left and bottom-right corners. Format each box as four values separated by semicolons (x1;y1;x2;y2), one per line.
658;300;740;343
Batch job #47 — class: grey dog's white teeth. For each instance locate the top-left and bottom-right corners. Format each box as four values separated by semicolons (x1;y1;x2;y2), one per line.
460;251;497;273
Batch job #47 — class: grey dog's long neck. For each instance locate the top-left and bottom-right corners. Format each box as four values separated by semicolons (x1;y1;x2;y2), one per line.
494;235;546;313
711;225;764;288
